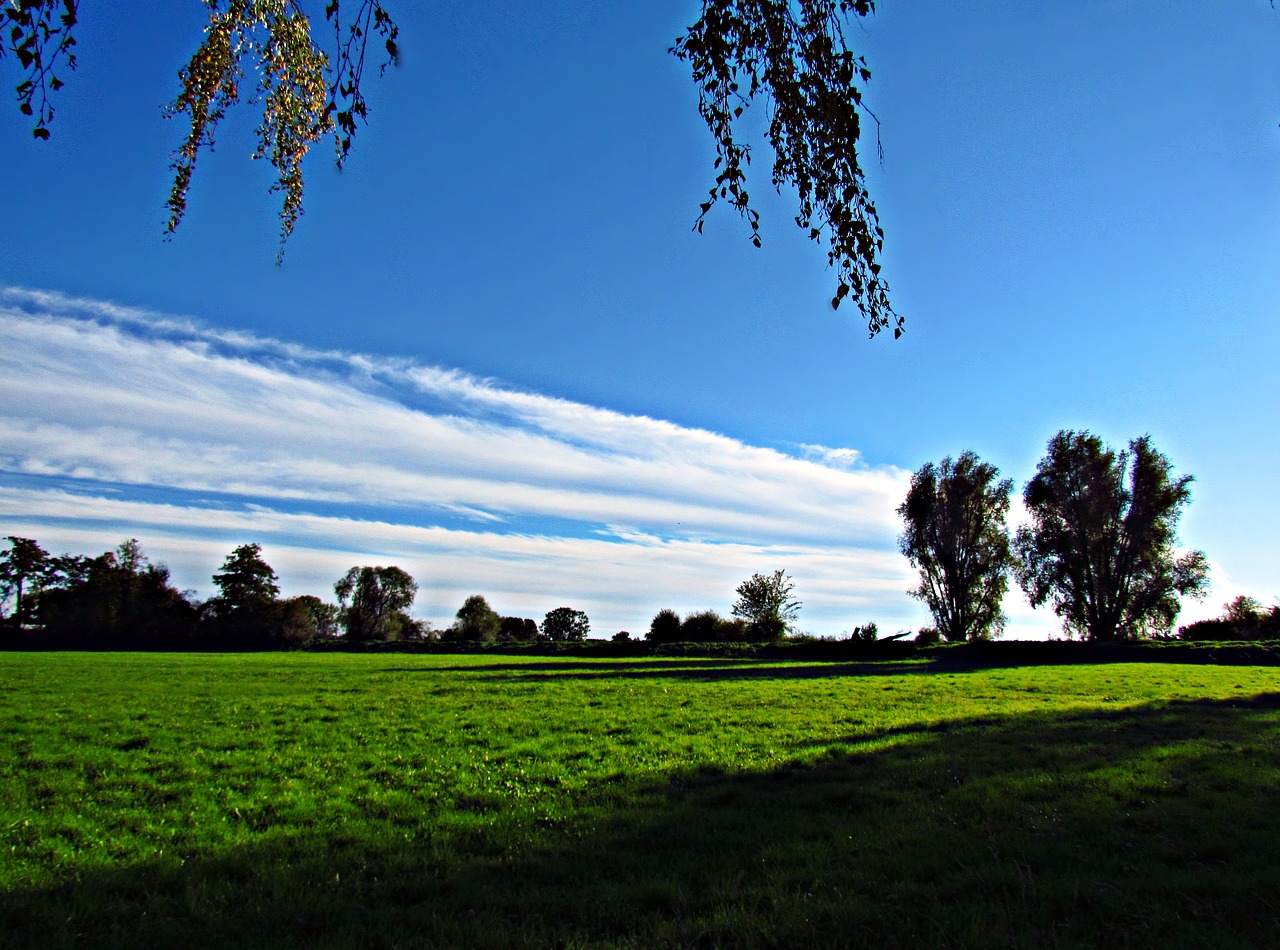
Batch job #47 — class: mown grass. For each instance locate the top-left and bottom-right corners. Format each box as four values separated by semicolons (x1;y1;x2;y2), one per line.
1;652;1278;947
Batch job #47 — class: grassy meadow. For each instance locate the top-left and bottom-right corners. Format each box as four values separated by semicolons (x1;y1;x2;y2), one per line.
1;651;1278;947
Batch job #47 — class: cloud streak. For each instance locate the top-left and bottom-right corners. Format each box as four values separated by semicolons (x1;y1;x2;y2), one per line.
5;286;1075;636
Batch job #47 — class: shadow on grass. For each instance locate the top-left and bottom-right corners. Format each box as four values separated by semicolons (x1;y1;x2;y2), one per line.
381;659;934;681
5;696;1280;947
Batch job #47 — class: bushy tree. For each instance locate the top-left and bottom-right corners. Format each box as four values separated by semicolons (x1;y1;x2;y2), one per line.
731;569;800;641
647;608;683;643
0;536;52;627
897;451;1014;642
452;594;501;642
210;543;280;613
542;606;590;642
334;565;417;641
682;609;748;642
277;594;341;644
1015;431;1209;641
39;540;197;646
499;616;539;642
1179;596;1280;642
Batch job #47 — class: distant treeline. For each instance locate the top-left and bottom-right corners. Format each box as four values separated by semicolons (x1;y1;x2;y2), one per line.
2;521;1274;651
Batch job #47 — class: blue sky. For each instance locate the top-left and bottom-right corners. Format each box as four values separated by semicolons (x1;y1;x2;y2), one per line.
2;1;1277;637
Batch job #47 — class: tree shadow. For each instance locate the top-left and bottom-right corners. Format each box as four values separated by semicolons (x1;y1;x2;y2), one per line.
380;659;934;681
5;696;1280;947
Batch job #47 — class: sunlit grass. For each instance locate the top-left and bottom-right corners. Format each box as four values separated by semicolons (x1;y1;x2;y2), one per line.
1;652;1278;946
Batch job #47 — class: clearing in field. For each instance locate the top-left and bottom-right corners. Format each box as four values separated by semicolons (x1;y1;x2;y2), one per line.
1;652;1278;946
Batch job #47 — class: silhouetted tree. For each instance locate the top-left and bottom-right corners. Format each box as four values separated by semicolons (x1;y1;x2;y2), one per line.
334;565;417;641
1179;596;1280;642
647;608;683;643
897;451;1014;642
39;540;197;646
452;594;501;642
682;609;749;642
1015;431;1209;641
542;606;590;642
499;616;539;642
731;569;800;641
0;536;52;627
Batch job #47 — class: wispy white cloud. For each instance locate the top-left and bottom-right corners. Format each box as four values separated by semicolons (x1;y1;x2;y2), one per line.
0;286;1109;637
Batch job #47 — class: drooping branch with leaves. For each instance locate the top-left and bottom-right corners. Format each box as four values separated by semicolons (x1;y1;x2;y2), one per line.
164;0;399;259
671;0;900;338
4;0;397;260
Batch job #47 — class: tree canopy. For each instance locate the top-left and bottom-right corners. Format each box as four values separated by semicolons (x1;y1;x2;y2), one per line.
897;452;1014;643
334;564;417;641
1014;431;1209;641
731;569;800;641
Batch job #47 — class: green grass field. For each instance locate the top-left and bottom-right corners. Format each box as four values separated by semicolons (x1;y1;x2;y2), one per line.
1;652;1278;947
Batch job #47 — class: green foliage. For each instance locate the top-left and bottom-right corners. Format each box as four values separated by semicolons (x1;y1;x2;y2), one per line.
671;0;900;338
452;594;501;642
334;564;417;641
731;569;800;641
542;606;590;642
898;451;1014;643
1015;431;1209;641
2;653;1280;946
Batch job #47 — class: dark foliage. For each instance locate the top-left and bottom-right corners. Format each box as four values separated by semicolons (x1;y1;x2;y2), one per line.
542;607;590;642
499;616;539;642
646;608;683;643
0;536;54;627
672;0;900;338
1180;597;1280;642
38;541;198;647
898;451;1014;643
449;594;500;642
1015;431;1209;641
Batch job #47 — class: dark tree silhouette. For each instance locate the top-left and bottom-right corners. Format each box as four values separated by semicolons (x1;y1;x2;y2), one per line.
0;536;53;627
210;543;280;614
646;608;683;643
897;452;1014;643
542;606;590;642
39;540;198;646
1014;431;1209;641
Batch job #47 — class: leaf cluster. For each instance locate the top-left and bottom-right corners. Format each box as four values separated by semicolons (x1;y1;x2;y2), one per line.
164;1;397;259
671;0;900;338
2;0;77;140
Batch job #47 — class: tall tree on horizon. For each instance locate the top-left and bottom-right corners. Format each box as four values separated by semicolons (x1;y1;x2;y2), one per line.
1014;431;1209;641
897;451;1014;643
